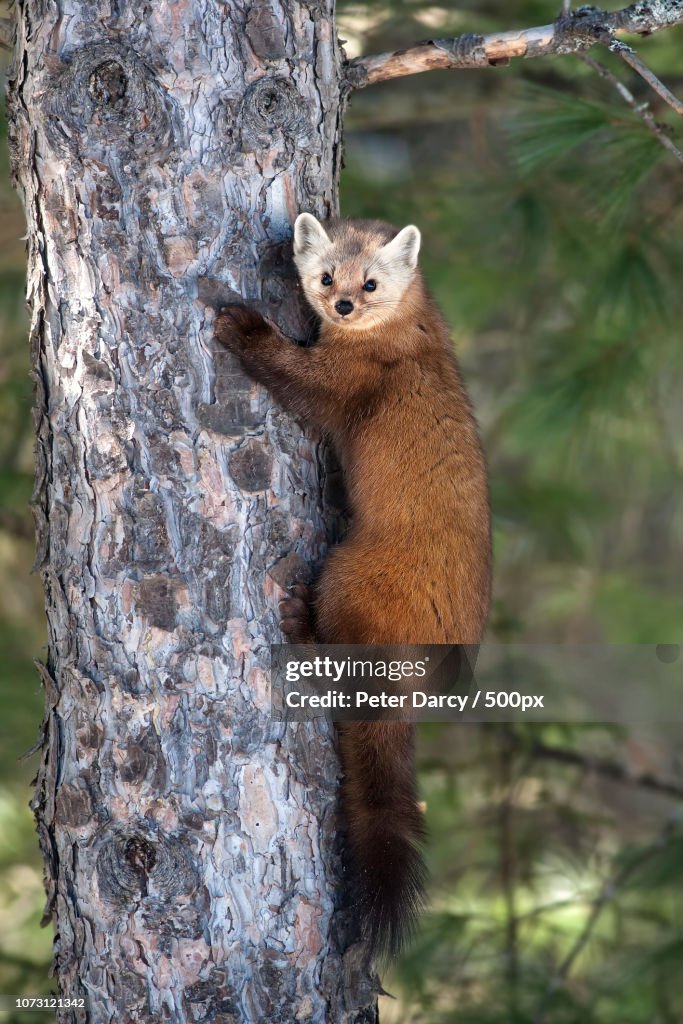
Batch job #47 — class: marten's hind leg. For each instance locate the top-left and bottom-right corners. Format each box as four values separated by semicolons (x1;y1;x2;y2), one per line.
279;583;317;643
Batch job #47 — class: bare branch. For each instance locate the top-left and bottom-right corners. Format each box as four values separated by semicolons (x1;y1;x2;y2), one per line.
580;53;683;165
346;2;683;89
530;737;683;799
610;40;683;114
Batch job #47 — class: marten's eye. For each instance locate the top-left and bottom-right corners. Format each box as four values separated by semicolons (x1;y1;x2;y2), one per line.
321;273;333;287
363;280;377;292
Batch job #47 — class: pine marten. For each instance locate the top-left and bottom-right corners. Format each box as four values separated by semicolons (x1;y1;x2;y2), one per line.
215;214;491;957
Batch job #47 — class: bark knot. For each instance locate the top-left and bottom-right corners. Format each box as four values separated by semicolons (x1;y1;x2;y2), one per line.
96;819;199;907
238;76;311;154
47;43;179;163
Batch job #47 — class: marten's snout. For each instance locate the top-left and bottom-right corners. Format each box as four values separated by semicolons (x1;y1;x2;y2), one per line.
335;299;354;317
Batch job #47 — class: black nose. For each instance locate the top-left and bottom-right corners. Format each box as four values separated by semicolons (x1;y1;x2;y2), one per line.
335;299;354;316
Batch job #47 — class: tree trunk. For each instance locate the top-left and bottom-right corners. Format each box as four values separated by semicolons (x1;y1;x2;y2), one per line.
7;2;376;1020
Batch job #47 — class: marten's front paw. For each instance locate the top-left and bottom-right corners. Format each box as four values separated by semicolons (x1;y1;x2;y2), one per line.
215;303;269;353
279;583;316;644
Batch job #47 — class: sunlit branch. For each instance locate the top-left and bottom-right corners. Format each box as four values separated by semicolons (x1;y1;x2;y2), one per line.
346;2;683;88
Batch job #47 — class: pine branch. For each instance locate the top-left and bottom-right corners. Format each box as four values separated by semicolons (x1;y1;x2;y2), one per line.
610;40;683;114
580;54;683;164
346;2;683;88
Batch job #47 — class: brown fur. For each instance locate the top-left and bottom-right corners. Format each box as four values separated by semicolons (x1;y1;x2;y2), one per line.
215;216;491;956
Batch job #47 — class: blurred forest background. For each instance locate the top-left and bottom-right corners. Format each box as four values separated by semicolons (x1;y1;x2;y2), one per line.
1;2;682;1022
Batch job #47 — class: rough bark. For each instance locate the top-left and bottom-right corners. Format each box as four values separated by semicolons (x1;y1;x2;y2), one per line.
7;1;376;1021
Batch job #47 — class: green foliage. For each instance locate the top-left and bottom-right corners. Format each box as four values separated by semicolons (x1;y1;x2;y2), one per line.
340;6;683;1022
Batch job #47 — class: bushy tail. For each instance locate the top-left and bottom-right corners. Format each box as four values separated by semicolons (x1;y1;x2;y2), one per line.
338;721;427;958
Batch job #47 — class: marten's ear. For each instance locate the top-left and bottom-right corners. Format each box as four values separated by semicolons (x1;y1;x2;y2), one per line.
293;213;332;256
382;225;421;271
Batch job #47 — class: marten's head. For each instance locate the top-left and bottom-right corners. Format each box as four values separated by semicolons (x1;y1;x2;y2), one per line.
293;214;421;330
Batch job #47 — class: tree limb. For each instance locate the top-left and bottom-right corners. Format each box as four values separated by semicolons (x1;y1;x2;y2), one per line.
346;2;683;88
580;53;683;164
530;738;683;800
610;40;683;114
